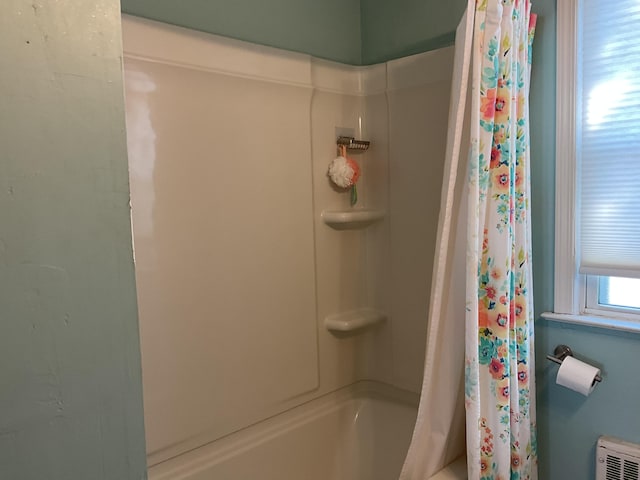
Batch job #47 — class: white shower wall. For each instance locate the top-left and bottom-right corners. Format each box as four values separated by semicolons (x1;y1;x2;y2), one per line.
385;53;455;392
122;15;453;465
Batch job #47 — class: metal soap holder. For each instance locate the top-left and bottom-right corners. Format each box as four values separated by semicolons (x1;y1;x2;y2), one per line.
337;136;370;152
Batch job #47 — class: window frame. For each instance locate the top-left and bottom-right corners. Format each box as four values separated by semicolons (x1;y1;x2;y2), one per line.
547;0;640;332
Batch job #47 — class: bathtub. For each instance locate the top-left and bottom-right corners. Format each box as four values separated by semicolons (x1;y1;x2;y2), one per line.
148;381;419;480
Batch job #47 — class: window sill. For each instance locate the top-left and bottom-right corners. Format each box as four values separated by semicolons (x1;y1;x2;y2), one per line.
540;312;640;334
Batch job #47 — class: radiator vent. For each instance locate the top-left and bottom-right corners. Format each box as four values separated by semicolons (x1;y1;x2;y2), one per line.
597;436;640;480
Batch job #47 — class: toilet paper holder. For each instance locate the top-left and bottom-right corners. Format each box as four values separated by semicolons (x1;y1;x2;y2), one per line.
546;344;602;383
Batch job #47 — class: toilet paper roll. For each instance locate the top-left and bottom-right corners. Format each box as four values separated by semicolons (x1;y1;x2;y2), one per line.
556;356;601;396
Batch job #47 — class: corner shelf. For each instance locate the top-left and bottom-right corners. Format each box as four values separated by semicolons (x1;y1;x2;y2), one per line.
321;209;386;230
324;309;387;333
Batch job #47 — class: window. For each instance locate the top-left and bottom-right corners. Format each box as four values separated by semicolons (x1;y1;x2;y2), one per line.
550;0;640;330
586;276;640;314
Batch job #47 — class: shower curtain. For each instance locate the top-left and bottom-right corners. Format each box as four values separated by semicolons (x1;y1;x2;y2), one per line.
401;1;537;479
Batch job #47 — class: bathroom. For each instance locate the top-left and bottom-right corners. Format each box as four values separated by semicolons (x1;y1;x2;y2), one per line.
2;0;640;479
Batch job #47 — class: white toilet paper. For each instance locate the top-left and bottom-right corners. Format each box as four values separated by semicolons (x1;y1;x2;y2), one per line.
556;356;601;396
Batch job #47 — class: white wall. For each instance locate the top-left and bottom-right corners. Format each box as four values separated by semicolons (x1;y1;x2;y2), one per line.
123;15;453;466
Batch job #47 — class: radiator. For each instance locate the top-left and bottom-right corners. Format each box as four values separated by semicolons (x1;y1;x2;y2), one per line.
596;436;640;480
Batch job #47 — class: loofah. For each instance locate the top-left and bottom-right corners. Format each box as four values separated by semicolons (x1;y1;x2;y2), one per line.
328;156;360;188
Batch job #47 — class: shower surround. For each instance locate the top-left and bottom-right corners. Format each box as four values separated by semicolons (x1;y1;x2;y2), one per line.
123;15;454;477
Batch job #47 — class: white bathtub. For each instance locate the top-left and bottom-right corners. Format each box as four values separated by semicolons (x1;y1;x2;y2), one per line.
148;381;419;480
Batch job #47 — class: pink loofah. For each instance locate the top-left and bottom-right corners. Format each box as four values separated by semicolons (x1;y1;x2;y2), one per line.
327;146;361;205
346;157;360;185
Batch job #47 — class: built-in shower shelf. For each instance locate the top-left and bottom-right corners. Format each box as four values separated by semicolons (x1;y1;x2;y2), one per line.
324;309;387;333
321;209;386;230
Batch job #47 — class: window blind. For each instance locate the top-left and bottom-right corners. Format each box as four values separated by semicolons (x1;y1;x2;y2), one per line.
579;0;640;278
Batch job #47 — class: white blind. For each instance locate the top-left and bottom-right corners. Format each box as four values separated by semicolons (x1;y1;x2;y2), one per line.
579;0;640;278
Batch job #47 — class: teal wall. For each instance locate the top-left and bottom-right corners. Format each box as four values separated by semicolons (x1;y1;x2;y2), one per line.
535;321;640;478
530;1;640;478
121;0;362;64
360;0;467;65
0;1;147;479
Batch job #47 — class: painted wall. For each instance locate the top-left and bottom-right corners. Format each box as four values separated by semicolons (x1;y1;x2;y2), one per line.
360;0;467;64
0;1;147;479
121;0;362;64
529;1;640;479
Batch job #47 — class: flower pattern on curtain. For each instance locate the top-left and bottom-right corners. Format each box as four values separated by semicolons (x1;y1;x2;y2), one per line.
465;1;537;479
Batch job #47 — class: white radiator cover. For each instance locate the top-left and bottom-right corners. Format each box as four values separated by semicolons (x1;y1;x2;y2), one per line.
596;436;640;480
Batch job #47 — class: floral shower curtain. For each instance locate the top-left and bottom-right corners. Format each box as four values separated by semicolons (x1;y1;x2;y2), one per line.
465;0;537;479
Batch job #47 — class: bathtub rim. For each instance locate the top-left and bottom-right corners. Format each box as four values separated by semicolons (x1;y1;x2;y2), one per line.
147;380;418;479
